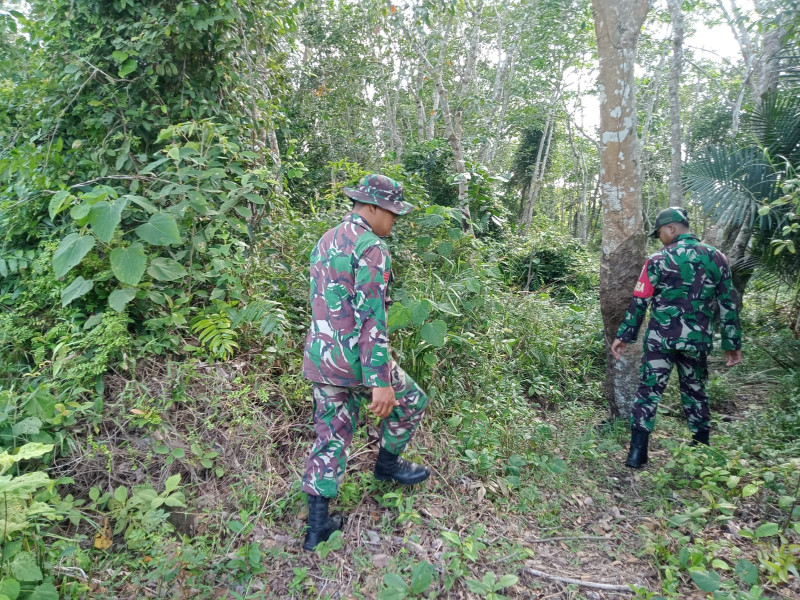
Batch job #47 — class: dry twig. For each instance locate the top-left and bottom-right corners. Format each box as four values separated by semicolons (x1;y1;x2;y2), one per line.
522;567;635;593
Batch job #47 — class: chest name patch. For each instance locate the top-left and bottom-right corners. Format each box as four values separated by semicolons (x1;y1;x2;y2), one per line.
633;262;655;298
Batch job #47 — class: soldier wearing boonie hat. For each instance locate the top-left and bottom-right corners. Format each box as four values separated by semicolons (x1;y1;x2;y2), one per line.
611;206;743;469
300;174;430;552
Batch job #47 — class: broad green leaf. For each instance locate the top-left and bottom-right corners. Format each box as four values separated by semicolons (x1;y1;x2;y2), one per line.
53;234;95;278
164;473;181;494
28;583;58;600
0;577;20;600
125;195;158;213
147;257;188;281
48;190;71;220
118;58;137;78
410;562;433;595
9;552;42;582
408;299;431;325
420;320;447;347
136;213;181;246
114;486;128;503
437;241;453;257
84;313;104;329
497;574;519;588
70;202;91;220
387;304;412;334
88;198;128;243
11;417;42;437
0;578;20;600
465;578;490;594
111;50;128;63
382;573;407;592
0;472;51;495
735;558;758;585
108;288;137;312
61;276;94;307
689;569;720;592
18;445;52;465
754;522;779;538
741;483;760;497
110;244;146;285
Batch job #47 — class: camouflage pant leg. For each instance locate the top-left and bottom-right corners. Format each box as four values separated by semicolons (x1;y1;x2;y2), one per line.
675;352;710;433
631;349;676;432
302;384;363;498
380;361;429;454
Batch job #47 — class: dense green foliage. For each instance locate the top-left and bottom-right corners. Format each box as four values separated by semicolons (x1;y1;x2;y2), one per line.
0;1;799;598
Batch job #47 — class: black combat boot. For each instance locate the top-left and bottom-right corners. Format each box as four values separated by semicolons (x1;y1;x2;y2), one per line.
302;494;343;552
625;428;650;469
691;429;710;446
374;447;431;485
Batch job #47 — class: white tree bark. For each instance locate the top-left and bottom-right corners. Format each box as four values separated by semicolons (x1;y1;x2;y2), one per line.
521;90;558;228
412;69;426;143
566;116;588;244
592;0;651;420
667;0;684;207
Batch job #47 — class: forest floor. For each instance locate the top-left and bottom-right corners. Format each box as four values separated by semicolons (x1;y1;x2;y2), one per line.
63;344;800;600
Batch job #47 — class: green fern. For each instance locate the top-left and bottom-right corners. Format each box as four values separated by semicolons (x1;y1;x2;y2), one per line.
231;299;288;339
191;313;239;360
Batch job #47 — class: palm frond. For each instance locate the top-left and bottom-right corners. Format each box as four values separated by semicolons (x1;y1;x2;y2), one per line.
683;145;781;227
745;91;800;164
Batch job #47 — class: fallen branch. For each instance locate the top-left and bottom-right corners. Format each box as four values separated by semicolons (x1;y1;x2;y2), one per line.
53;566;104;586
522;567;635;593
526;535;610;543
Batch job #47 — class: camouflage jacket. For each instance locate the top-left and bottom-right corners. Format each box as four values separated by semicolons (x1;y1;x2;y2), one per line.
302;212;392;388
616;233;742;354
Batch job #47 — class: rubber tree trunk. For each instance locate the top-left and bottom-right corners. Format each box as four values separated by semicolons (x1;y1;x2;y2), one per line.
592;0;651;421
667;0;684;207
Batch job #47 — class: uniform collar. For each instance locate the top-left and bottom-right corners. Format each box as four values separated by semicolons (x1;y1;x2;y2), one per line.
343;211;374;233
665;233;699;249
673;233;698;243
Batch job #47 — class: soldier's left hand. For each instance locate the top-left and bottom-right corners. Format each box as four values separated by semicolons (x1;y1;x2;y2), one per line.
724;350;742;367
368;386;399;419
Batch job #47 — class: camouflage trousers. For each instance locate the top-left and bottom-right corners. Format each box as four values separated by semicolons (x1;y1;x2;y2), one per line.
631;348;710;433
302;361;428;498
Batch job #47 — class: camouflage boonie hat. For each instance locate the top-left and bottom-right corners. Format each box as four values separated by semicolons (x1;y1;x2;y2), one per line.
651;207;689;237
343;174;414;216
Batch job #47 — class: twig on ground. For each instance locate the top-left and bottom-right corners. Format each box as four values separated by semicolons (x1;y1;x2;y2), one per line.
526;535;611;543
54;566;104;586
522;567;635;593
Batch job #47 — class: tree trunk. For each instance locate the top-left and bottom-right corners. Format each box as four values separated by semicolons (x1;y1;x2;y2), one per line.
412;69;426;143
416;20;473;233
667;0;684;207
592;0;651;421
566;117;588;243
426;23;451;141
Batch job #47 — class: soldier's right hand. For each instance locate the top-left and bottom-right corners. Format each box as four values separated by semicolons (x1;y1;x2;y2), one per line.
368;386;399;419
611;339;627;360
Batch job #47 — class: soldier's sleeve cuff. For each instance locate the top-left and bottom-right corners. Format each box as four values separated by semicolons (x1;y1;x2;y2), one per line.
721;340;741;351
362;364;392;387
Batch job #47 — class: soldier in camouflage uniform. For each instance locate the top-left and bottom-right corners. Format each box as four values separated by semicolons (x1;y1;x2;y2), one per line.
611;207;743;469
301;174;431;551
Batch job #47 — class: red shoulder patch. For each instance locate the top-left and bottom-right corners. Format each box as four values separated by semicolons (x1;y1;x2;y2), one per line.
633;262;654;298
383;271;390;284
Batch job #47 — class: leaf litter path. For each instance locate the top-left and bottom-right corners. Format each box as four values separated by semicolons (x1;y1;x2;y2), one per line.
237;378;788;599
94;358;793;598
